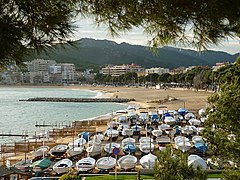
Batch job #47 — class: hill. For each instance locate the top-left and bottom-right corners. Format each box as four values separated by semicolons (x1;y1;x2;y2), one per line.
27;38;238;69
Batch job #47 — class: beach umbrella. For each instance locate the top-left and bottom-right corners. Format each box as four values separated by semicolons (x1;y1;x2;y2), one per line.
188;155;207;170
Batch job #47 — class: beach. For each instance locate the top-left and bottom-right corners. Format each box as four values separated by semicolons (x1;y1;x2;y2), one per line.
1;85;212;170
68;85;212;112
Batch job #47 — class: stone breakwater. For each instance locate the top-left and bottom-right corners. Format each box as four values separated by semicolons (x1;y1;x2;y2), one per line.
19;97;135;103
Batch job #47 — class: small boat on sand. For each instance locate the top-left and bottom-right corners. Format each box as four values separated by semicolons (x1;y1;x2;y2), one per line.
67;146;84;157
13;159;32;172
118;155;137;170
104;142;120;154
140;153;157;168
123;142;137;154
152;129;162;137
53;158;72;174
76;157;96;172
31;146;49;159
122;137;136;146
86;145;102;157
139;143;155;153
96;157;116;170
31;158;52;172
50;144;68;157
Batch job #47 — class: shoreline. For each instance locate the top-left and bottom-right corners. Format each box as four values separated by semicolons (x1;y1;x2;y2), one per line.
0;85;212;165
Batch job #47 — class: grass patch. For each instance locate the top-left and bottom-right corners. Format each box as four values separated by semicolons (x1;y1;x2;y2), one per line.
85;175;154;180
207;173;223;178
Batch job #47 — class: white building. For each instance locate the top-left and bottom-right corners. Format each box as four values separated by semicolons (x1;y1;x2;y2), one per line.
49;65;62;74
26;59;56;72
101;64;145;77
145;67;169;75
59;63;75;83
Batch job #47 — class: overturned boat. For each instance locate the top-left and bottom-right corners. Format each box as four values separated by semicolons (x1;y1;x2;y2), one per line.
31;146;49;159
76;156;96;172
53;158;73;174
118;154;137;170
96;156;116;170
140;153;157;168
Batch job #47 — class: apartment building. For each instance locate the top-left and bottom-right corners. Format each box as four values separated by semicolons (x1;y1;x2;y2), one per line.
101;64;145;77
145;67;170;75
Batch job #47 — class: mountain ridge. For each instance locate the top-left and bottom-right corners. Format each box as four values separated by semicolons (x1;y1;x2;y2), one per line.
28;38;239;69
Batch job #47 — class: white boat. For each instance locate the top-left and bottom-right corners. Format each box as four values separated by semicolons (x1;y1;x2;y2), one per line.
86;145;102;157
107;121;118;128
189;119;201;126
67;146;84;157
184;113;196;120
96;157;116;170
88;139;102;146
50;144;68;156
181;126;194;135
117;155;137;170
105;128;119;138
164;116;176;125
139;137;154;144
175;141;191;152
94;133;104;142
152;129;162;137
174;136;189;144
158;124;170;130
140;153;157;168
53;158;73;174
76;157;96;172
192;136;204;144
13;159;32;172
188;155;207;170
104;142;121;154
122;137;136;146
31;146;49;158
122;128;134;136
131;125;142;132
139;143;155;153
68;138;86;148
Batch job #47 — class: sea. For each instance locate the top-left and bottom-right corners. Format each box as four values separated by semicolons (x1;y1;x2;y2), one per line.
0;87;127;144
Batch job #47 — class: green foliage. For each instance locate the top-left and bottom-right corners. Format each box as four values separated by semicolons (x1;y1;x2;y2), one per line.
0;0;79;69
154;147;207;180
223;170;240;180
59;174;81;180
203;60;240;166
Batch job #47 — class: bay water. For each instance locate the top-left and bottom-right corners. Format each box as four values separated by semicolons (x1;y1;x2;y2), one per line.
0;87;126;144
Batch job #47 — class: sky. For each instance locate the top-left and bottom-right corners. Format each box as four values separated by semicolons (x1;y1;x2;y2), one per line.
73;18;240;55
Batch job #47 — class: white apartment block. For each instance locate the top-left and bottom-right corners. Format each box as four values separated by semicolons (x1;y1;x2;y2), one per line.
101;64;145;77
26;59;56;72
49;65;62;74
145;67;169;75
59;63;75;83
24;60;75;84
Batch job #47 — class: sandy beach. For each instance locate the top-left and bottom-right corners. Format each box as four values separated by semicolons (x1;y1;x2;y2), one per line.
1;85;212;168
68;85;212;113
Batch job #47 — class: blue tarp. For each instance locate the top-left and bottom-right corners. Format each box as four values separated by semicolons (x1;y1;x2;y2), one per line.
123;142;136;153
79;131;90;141
194;143;208;153
178;108;188;115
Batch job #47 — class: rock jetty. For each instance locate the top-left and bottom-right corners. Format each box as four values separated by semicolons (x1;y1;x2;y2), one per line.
20;97;135;103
